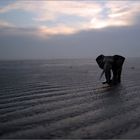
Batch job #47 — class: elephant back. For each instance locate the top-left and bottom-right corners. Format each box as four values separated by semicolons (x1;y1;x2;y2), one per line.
113;55;125;68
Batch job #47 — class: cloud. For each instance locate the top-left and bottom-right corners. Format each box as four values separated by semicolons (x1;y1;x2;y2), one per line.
0;1;38;13
39;24;76;36
0;25;140;59
0;20;14;28
38;21;92;37
34;1;102;21
1;1;140;36
106;1;140;23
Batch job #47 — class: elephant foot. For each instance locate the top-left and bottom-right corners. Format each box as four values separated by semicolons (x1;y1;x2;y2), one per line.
113;79;121;84
102;81;107;84
102;79;121;86
102;80;111;85
110;79;121;86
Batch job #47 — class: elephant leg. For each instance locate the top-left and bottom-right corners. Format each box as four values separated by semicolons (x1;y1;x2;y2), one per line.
112;70;117;83
105;70;111;84
117;68;122;83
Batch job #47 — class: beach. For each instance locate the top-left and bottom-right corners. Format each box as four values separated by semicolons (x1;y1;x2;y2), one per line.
0;58;140;139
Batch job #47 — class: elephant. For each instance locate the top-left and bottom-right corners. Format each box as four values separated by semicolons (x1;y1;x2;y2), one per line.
96;54;125;85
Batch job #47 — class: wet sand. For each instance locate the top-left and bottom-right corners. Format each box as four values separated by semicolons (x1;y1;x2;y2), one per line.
0;58;140;139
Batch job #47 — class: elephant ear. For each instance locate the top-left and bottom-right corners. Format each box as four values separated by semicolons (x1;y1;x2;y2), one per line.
113;55;125;67
96;54;104;69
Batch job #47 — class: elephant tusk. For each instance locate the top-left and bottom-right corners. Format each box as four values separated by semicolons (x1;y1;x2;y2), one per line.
99;70;105;80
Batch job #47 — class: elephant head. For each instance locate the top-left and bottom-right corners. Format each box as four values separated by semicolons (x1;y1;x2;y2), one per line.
96;54;125;84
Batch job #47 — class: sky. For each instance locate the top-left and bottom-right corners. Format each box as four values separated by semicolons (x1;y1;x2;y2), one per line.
0;0;140;59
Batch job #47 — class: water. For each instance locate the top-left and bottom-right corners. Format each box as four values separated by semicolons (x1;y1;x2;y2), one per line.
0;59;98;92
1;58;140;138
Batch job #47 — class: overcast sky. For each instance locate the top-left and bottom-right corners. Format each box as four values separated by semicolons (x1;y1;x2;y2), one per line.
0;1;140;59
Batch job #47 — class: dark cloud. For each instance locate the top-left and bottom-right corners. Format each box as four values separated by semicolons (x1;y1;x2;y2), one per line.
0;26;140;60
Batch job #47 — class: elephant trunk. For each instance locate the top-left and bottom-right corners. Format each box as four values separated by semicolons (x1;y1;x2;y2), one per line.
99;63;112;83
99;70;105;80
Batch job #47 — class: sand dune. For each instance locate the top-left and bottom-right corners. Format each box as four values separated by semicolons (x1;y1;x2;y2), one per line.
0;58;140;139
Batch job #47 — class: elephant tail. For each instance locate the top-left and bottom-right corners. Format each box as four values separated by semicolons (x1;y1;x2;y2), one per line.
99;70;104;80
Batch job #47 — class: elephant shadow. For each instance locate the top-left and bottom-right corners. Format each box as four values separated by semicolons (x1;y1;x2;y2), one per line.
97;83;128;104
93;83;128;115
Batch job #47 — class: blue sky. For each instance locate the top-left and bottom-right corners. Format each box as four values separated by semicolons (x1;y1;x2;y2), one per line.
0;1;140;59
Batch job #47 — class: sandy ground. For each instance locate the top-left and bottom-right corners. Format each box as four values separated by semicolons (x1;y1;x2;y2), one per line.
0;58;140;139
